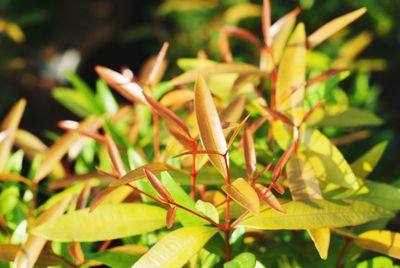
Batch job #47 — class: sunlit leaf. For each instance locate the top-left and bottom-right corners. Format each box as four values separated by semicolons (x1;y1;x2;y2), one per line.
0;99;26;171
307;8;367;49
355;230;400;259
302;129;360;189
132;226;217;268
0;173;31;186
307;105;382;128
160;89;194;108
238;199;392;230
254;184;284;214
95;65;148;105
276;23;306;125
195;200;219;224
223;3;261;25
351;141;387;178
243;127;256;179
224;252;256;268
52;88;97;117
194;75;228;178
33;203;166;242
222;178;260;214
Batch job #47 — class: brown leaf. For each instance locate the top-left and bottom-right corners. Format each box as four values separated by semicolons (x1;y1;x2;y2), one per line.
0;99;26;171
104;134;126;177
222;26;261;47
146;42;169;86
76;181;91;210
165;124;193;150
194;75;228;178
255;184;285;214
160;89;194;108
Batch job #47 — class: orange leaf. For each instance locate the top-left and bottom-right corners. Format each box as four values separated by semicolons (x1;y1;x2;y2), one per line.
144;168;173;203
147;42;169;86
104;134;126;177
219;29;233;62
0;99;26;171
68;242;84;265
160;89;194;108
255;184;285;214
307;8;367;49
222;178;260;214
95;65;148;105
194;75;228;178
166;206;177;229
0;173;31;186
222;26;261;47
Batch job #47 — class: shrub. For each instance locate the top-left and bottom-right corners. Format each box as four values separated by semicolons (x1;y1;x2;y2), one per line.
0;1;399;267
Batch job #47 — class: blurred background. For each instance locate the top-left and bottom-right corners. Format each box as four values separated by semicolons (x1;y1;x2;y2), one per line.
0;0;399;178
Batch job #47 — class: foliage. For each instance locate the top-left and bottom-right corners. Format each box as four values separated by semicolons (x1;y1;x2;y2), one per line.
0;1;399;267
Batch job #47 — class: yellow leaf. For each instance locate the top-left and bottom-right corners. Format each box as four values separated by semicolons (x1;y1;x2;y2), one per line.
194;75;228;178
351;141;387;178
0;99;26;171
308;8;367;49
133;226;217;268
222;178;260;214
276;23;306;125
308;228;330;260
355;230;400;259
223;3;261;24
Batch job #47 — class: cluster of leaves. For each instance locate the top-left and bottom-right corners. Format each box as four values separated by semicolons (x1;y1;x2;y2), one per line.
1;1;400;268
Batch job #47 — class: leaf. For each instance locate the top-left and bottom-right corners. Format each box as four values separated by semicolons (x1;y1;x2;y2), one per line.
286;154;323;200
166;206;177;228
34;116;102;182
238;199;392;230
254;184;285;214
105;134;126;177
111;163;181;187
224;252;256;268
307;8;367;49
223;3;261;24
243;127;256;179
144;168;173;202
195;200;219;224
195;75;228;178
96;79;119;116
144;93;191;140
86;251;139;267
161;172;207;226
95;65;148;105
269;8;300;64
351;141;387;178
355;230;400;259
14;195;72;268
307;105;382;128
160;89;194;108
286;154;330;259
0;99;26;171
0;173;31;186
302;129;360;189
132;226;217;268
352;179;400;211
276;23;306;125
33;203;166;242
170;63;261;86
108;244;148;255
222;178;260;214
52;88;96;117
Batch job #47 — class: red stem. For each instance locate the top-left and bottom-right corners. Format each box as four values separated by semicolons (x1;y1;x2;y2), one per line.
152;111;160;161
223;153;232;261
190;139;197;200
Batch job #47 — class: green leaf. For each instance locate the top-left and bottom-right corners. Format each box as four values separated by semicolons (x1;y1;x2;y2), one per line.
352;179;400;211
302;129;360;189
96;79;119;115
161;172;207;226
65;71;99;112
196;200;219;224
224;252;256;268
238;199;392;230
132;226;217;268
52;88;96;117
86;251;139;268
32;203;166;242
308;106;382;128
351;141;388;178
356;256;400;268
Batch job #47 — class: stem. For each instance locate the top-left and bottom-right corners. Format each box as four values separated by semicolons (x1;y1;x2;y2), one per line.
98;240;111;252
223;153;232;261
152;111;160;161
335;237;352;268
190;139;197;200
231;211;250;229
